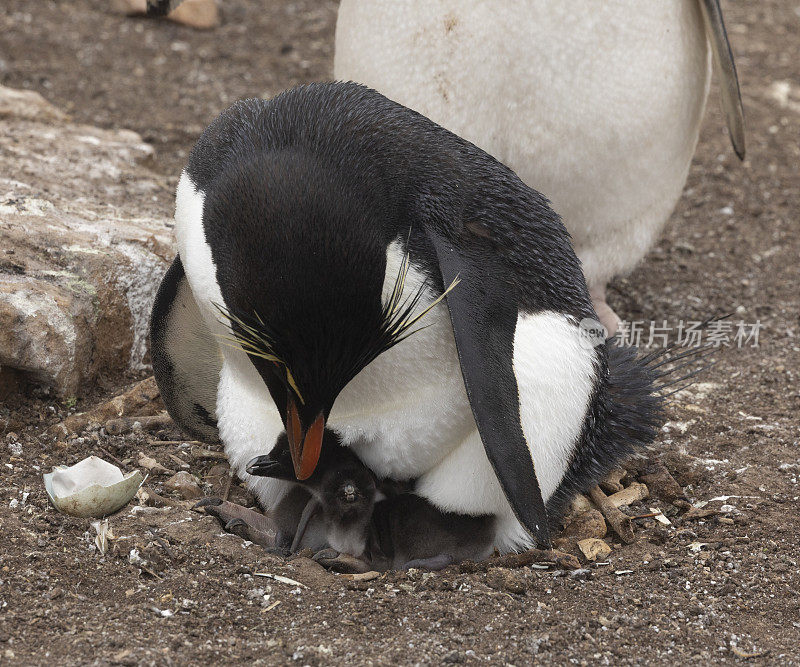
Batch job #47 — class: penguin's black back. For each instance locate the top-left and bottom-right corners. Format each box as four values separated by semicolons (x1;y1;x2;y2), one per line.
185;81;594;322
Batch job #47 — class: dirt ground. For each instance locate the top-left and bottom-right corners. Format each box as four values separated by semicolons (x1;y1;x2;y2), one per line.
1;1;799;664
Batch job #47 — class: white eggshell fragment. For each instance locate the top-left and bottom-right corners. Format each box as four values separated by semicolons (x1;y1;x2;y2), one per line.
43;455;143;518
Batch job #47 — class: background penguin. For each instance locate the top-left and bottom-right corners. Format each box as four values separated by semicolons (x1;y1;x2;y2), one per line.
149;81;667;553
247;430;496;572
144;0;178;15
334;0;746;333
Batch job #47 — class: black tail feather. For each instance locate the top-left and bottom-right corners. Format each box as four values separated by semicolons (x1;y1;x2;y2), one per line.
647;345;714;372
659;361;718;398
652;352;715;385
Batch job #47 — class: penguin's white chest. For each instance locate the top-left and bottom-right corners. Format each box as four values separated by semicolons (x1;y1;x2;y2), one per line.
330;295;473;480
329;241;474;479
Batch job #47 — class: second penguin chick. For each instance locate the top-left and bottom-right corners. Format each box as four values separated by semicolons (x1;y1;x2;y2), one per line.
247;431;495;571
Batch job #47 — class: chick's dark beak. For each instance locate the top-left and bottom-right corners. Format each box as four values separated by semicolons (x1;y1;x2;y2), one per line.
286;397;324;480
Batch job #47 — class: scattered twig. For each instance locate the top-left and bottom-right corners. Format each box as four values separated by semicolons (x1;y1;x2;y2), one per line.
589;485;635;543
599;468;626;494
649;508;672;525
683;506;720;520
639;461;687;503
167;453;188;468
253;573;308;589
147;528;177;560
96;446;128;471
137;486;186;508
190;446;227;461
150;440;203;446
137;452;174;476
222;472;233;502
460;548;580;573
606;482;649;509
263;600;281;612
342;571;381;582
139;565;163;579
731;645;768;659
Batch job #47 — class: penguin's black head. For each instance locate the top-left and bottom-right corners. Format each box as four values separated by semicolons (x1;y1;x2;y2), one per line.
210;149;445;482
318;461;377;526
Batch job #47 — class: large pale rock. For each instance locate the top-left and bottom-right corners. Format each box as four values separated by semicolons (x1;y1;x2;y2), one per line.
0;279;94;396
0;86;67;123
0;85;173;397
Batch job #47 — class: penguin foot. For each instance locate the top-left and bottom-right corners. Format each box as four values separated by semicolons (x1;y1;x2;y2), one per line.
402;554;454;571
222;518;282;549
589;284;622;337
115;0;220;30
194;497;280;548
312;548;372;574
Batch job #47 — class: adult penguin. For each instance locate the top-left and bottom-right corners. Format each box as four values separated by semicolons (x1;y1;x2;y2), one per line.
150;82;665;551
334;0;746;333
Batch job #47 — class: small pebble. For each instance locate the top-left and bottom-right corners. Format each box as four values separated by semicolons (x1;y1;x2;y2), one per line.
569;568;592;580
164;471;202;499
486;567;527;594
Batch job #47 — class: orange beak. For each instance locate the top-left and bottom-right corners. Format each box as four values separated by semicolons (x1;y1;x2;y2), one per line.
286;397;324;480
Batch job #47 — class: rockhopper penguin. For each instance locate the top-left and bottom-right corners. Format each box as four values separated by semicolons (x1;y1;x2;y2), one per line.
247;429;496;571
334;0;746;332
149;81;665;551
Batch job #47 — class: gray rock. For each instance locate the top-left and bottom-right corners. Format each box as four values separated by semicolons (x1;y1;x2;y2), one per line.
0;85;173;396
163;471;203;500
486;567;527;595
0;85;66;123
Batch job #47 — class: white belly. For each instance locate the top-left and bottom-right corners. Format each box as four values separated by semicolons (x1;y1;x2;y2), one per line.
335;0;711;286
329;288;474;481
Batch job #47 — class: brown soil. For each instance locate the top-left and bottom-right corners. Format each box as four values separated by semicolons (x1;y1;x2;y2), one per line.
1;1;799;664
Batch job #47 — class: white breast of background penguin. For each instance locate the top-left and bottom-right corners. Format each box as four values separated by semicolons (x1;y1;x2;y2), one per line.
334;0;711;288
175;174;598;550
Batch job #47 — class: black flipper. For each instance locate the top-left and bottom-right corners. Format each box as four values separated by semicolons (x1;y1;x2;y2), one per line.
149;256;222;442
700;0;746;160
425;229;551;548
